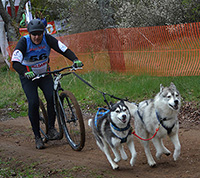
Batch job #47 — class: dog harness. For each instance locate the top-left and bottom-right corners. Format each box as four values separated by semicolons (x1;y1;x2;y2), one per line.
94;108;110;128
137;110;175;135
137;100;150;124
110;123;132;143
155;111;175;134
137;104;175;135
137;110;144;124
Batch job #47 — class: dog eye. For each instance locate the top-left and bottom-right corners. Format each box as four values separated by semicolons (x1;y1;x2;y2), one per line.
123;108;127;112
167;95;171;98
115;109;120;113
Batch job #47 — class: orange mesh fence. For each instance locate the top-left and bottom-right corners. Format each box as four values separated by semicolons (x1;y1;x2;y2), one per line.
7;22;200;76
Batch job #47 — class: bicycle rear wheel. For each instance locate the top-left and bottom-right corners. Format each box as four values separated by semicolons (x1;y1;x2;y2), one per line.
39;98;48;142
59;90;85;151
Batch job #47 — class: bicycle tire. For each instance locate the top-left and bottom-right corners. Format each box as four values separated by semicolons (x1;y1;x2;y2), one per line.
39;98;48;142
59;90;85;151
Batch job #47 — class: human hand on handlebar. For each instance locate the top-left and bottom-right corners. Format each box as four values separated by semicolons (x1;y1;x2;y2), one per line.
73;59;84;68
24;71;36;79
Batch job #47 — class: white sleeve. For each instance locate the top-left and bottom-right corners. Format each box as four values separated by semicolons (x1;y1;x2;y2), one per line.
58;41;68;52
11;49;23;63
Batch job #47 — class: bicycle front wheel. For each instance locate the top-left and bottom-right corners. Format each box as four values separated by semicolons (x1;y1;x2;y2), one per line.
59;91;85;151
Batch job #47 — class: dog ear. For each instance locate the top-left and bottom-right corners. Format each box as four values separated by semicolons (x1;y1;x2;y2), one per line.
121;100;125;104
170;82;176;89
160;84;164;92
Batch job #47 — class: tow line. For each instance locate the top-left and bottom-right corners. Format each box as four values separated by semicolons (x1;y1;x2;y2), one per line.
132;124;160;141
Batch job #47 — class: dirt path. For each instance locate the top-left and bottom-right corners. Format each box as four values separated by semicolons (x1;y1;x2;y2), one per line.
0;111;200;178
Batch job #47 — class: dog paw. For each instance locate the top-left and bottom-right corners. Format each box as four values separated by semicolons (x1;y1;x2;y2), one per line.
163;148;171;156
150;163;157;168
173;152;180;161
112;163;119;170
156;152;162;160
121;154;128;161
114;157;121;162
148;161;156;167
173;148;181;161
165;152;171;156
130;157;136;166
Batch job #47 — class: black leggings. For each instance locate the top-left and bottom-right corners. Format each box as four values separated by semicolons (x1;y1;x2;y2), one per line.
20;74;55;138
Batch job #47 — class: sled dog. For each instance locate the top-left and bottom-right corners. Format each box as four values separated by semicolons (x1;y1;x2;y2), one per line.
88;100;137;169
125;82;181;167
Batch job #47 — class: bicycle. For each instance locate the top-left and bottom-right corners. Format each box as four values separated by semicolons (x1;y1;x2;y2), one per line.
35;65;85;151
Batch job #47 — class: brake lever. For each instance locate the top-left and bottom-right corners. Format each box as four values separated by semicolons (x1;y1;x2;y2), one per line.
70;67;82;71
32;74;46;81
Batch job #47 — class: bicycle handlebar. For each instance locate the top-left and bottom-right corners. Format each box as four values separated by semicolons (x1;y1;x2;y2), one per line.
32;65;82;81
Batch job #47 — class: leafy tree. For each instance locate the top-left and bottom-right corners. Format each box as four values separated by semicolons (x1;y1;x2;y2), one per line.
69;0;103;33
31;0;72;22
0;0;29;41
30;0;50;21
70;0;199;33
115;0;186;28
182;0;200;22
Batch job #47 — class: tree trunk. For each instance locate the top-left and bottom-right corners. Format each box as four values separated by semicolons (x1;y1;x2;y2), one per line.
6;21;21;42
0;0;29;42
97;0;126;72
0;0;28;67
106;28;125;72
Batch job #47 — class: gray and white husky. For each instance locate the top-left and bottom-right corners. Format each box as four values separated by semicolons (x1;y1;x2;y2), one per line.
88;100;137;169
125;82;181;167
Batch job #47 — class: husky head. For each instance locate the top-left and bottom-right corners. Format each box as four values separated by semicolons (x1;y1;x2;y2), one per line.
110;100;131;127
158;82;181;111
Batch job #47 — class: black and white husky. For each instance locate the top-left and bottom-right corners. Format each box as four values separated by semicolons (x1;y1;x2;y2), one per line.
125;82;181;167
88;100;137;169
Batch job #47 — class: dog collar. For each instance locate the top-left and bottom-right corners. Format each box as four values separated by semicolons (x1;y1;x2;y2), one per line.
110;121;131;132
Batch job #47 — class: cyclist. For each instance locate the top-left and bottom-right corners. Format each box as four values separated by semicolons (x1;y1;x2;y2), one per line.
11;19;83;149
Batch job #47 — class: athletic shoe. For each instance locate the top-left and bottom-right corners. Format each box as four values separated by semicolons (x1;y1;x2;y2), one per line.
47;128;59;140
35;136;45;149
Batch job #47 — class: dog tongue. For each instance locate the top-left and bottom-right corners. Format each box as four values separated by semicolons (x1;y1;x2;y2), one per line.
172;104;178;110
174;105;178;110
169;104;178;110
122;119;126;123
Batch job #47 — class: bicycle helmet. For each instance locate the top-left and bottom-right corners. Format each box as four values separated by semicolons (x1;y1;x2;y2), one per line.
27;19;45;33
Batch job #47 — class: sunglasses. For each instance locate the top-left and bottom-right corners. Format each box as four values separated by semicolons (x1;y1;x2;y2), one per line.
31;31;43;36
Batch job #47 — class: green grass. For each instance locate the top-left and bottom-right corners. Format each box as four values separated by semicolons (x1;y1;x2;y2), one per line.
62;70;200;107
0;66;28;117
0;65;199;117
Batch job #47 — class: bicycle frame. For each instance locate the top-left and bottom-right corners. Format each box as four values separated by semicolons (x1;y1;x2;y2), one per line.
52;72;71;139
36;66;85;150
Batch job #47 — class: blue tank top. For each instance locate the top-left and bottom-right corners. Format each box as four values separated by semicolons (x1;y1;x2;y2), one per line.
22;34;51;74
